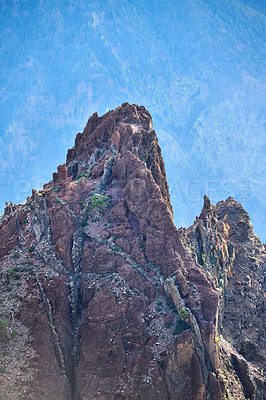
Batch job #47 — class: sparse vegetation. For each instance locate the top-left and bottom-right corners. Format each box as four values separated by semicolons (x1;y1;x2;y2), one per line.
77;172;86;181
7;269;20;281
0;319;8;340
164;321;173;328
79;200;86;209
179;307;190;323
166;299;176;311
89;194;109;212
9;329;17;340
114;245;121;252
173;319;190;335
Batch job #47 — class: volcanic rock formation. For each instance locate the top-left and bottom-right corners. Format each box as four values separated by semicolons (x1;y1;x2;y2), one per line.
0;103;265;400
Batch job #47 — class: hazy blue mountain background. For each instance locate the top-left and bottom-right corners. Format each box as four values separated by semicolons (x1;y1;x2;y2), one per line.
0;0;265;240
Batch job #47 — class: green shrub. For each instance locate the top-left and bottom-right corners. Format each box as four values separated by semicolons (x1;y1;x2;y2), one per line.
179;307;190;323
90;194;109;212
8;268;21;278
23;219;28;224
12;252;19;259
166;300;176;310
28;246;35;253
140;242;145;251
114;245;121;252
173;319;190;335
77;172;86;180
0;319;8;340
9;329;17;340
164;321;173;328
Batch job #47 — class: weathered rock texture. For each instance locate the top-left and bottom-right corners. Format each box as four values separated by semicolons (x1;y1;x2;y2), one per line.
0;103;265;400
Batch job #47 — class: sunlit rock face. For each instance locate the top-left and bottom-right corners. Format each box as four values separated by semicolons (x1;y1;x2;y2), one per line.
0;104;264;400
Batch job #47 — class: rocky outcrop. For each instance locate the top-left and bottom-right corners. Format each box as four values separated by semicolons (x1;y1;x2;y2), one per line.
0;103;264;399
179;195;266;399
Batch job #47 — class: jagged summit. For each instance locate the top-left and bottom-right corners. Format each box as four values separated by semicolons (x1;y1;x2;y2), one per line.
199;195;254;239
53;103;172;214
66;103;153;164
0;104;265;400
179;195;265;384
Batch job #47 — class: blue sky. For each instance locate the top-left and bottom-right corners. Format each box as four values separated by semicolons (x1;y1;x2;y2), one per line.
0;0;265;241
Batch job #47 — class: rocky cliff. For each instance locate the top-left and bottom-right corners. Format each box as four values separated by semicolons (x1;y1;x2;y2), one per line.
0;103;265;400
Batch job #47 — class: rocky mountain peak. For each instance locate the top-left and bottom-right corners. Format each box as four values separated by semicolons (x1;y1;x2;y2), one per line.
199;195;215;219
54;103;172;213
215;197;254;243
66;102;153;164
0;104;265;400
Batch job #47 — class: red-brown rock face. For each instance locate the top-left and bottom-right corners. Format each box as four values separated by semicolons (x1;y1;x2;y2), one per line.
0;104;264;399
